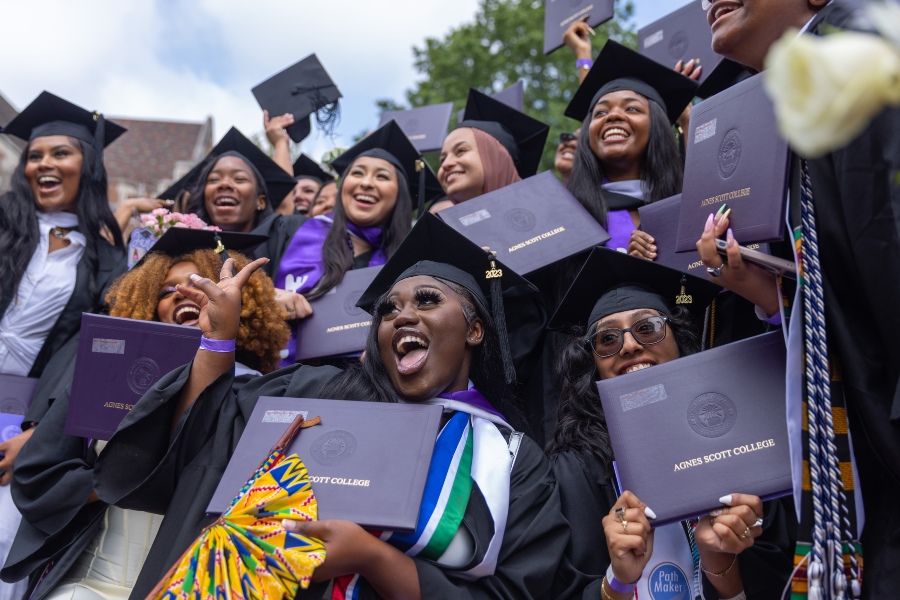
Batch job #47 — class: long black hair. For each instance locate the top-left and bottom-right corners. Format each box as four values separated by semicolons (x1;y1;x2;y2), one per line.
185;153;273;230
546;305;700;472
566;99;682;228
306;159;412;301
320;276;526;432
0;137;122;314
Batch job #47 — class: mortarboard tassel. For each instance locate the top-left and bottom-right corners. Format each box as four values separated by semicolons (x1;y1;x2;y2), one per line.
415;159;426;222
213;232;231;266
486;260;516;385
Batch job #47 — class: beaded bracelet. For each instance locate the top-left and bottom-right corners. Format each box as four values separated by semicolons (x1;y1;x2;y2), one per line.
701;553;738;577
200;335;236;353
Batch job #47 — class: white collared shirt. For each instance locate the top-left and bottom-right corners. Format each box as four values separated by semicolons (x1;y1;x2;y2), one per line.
0;213;86;375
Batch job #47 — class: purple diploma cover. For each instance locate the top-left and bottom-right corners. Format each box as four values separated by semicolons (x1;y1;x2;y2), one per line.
543;0;615;54
378;103;454;153
65;314;201;440
676;73;791;251
596;332;791;525
437;171;610;275
641;195;769;279
208;397;442;531
295;266;380;361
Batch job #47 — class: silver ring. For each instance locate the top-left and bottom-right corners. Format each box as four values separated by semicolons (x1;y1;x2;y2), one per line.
219;275;232;280
706;265;724;278
753;518;764;528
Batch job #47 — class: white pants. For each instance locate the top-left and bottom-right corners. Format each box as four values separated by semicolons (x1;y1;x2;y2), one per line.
0;484;27;600
45;506;162;600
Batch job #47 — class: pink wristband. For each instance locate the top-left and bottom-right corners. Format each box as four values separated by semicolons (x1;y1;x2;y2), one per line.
200;335;236;353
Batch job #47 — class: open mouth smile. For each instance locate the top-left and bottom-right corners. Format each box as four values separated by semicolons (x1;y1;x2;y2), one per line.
392;328;431;375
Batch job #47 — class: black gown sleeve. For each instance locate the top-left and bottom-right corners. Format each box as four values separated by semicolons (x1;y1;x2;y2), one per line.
412;437;569;600
24;335;79;426
549;450;617;600
1;387;106;587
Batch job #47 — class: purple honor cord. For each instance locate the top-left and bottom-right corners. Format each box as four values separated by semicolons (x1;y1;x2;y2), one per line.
438;388;505;420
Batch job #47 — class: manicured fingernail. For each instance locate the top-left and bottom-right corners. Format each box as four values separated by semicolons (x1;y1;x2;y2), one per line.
644;507;657;519
705;213;714;231
709;509;723;517
675;60;683;69
715;203;729;218
695;65;702;74
281;519;297;531
721;208;732;221
719;494;733;505
650;245;657;252
726;228;735;248
190;273;201;282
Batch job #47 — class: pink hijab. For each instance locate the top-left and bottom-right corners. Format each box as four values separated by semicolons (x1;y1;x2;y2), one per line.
470;128;521;195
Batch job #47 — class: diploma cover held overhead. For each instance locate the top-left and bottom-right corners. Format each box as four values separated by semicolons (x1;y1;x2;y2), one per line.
294;266;380;361
596;332;791;525
437;171;610;275
543;0;615;54
676;73;791;251
208;397;443;531
65;314;201;440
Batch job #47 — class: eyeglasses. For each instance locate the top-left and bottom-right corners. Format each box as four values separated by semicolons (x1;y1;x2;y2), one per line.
559;132;577;144
589;315;669;358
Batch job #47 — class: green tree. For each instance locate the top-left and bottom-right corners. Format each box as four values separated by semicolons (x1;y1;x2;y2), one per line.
378;0;636;173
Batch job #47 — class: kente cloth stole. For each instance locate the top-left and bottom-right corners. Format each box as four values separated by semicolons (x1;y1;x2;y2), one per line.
332;411;475;600
789;160;862;600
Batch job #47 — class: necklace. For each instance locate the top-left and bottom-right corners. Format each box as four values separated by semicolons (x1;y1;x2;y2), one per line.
50;227;69;239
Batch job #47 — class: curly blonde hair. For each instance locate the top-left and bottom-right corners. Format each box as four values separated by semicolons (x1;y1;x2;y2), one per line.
105;249;289;374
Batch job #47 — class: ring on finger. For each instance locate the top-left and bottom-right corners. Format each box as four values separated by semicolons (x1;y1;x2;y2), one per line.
615;507;626;523
752;518;764;528
622;520;629;534
219;275;232;280
706;264;724;278
739;527;751;539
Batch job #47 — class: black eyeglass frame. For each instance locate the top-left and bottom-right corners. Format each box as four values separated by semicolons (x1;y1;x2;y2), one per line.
588;315;670;358
558;132;577;144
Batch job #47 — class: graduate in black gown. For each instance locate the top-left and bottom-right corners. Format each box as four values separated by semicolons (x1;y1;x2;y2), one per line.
694;0;900;595
90;214;567;599
1;234;289;600
546;248;796;600
0;92;127;597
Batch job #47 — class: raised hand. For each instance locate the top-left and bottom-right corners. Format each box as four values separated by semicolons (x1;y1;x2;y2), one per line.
602;490;657;586
628;230;657;261
176;256;269;341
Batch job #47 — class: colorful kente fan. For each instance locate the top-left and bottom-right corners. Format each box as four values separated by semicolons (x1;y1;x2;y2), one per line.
147;415;326;600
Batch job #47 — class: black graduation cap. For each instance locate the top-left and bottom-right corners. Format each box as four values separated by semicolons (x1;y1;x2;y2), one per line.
457;88;549;179
157;127;296;209
133;227;268;270
252;54;342;143
1;91;127;190
565;40;699;124
292;154;333;183
548;246;720;334
455;81;525;122
1;90;127;148
357;213;535;384
330;120;442;218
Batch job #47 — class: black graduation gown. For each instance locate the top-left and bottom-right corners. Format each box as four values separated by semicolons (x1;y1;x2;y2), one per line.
800;3;900;594
1;369;260;599
549;450;797;600
249;212;308;279
93;363;568;600
0;240;125;380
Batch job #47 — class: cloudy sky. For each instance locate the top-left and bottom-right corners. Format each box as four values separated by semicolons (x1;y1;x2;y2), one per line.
0;0;694;163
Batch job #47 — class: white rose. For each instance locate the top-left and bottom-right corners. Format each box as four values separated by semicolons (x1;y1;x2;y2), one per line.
764;29;900;157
